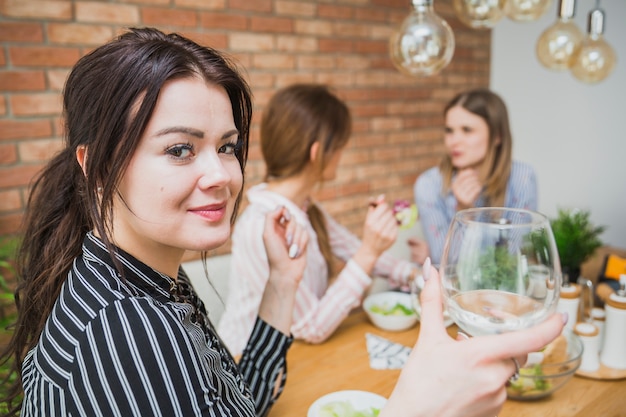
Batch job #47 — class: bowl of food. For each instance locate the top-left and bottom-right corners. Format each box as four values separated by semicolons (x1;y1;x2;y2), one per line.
307;390;386;417
506;327;583;400
363;291;418;332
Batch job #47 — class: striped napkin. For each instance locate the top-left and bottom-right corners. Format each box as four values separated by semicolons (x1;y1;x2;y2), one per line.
365;333;411;370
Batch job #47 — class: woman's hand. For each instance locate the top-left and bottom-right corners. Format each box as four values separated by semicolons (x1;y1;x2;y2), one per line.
352;195;398;274
380;261;565;417
452;169;482;210
258;205;309;335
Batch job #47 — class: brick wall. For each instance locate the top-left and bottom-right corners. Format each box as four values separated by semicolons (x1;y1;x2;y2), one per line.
0;0;490;257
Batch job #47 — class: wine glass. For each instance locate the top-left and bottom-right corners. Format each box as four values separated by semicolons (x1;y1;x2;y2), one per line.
440;207;561;336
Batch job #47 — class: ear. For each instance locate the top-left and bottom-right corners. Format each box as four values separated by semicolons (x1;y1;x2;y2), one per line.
494;136;501;147
309;141;320;163
76;145;88;176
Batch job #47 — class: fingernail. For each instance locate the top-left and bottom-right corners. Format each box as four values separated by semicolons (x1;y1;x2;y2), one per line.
561;312;569;325
289;244;299;259
286;232;293;246
422;257;431;281
283;210;291;222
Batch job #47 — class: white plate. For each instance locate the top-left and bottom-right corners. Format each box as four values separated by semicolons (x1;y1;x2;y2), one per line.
307;390;387;417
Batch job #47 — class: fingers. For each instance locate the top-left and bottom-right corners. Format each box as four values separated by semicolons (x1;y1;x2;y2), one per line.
478;313;566;360
415;259;447;339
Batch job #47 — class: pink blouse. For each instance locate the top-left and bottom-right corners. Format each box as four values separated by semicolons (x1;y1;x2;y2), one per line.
217;184;416;356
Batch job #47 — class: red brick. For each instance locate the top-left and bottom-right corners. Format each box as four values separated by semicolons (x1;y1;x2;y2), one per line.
141;7;198;27
0;213;23;235
229;33;274;52
0;189;21;211
319;39;353;53
46;69;70;91
0;164;44;188
9;46;80;68
275;1;316;17
0;119;52;140
0;71;46;92
0;22;44;42
294;20;332;37
274;72;315;88
0;97;5;115
11;93;62;116
333;22;369;38
276;36;317;53
297;55;334;69
318;4;354;19
355;7;389;23
47;23;114;46
175;0;224;9
18;138;64;162
0;0;72;20
179;32;228;50
250;16;293;33
315;71;355;86
229;0;271;13
200;12;247;30
355;39;387;54
75;2;139;25
0;143;17;164
252;54;295;70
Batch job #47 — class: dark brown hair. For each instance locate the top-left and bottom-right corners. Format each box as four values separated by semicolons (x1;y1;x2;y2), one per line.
0;27;252;415
439;88;512;207
260;84;351;277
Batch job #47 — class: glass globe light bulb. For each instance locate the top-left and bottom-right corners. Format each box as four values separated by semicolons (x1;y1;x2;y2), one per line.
453;0;505;29
389;0;455;77
504;0;552;22
571;8;617;83
536;0;583;70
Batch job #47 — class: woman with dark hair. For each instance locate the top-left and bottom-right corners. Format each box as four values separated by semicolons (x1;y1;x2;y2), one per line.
411;88;538;265
0;30;565;417
0;27;309;417
218;84;419;356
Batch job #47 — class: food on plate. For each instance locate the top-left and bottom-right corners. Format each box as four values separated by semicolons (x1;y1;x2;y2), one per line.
369;302;415;316
318;400;380;417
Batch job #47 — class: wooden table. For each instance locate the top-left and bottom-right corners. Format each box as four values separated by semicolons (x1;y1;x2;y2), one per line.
269;310;626;417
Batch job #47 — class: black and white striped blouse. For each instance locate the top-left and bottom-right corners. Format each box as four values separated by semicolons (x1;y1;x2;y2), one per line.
21;232;292;417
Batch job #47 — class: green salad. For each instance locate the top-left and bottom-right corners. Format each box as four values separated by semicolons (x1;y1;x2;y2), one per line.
507;364;551;396
318;401;380;417
369;302;414;316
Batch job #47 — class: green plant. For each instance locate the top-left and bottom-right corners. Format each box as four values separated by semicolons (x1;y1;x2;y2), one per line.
550;209;605;278
477;245;519;292
0;236;20;415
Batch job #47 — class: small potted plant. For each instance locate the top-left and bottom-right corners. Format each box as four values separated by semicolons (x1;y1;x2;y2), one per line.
550;209;606;285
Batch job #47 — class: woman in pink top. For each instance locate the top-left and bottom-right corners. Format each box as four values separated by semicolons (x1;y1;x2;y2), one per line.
218;84;418;355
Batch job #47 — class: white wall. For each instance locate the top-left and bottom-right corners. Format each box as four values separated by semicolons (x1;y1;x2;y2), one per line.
491;0;625;248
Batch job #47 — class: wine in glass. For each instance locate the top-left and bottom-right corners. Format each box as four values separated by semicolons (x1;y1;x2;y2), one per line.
440;207;561;336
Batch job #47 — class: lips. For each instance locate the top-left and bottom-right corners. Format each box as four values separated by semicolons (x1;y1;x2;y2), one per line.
189;202;228;222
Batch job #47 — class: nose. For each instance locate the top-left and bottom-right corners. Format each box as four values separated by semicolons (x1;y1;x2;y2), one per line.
197;152;231;190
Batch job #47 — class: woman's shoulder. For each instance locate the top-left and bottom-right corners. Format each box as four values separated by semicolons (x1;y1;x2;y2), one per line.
510;160;537;178
415;166;442;190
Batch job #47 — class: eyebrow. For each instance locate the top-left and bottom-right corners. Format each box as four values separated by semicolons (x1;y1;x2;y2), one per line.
153;127;239;140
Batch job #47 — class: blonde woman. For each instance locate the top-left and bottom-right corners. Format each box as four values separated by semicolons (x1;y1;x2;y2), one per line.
218;84;418;356
412;89;538;265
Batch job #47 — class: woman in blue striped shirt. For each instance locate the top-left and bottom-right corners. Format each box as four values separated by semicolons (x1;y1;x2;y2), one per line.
1;29;565;417
411;89;538;265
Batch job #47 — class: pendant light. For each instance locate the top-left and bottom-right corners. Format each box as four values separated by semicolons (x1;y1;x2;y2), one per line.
571;4;617;83
504;0;552;22
453;0;505;29
389;0;455;77
536;0;583;70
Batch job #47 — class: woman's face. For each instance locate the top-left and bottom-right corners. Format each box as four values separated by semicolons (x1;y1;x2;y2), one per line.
444;106;491;170
112;77;243;272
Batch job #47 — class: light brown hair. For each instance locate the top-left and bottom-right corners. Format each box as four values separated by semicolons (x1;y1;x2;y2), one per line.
260;84;351;276
439;88;512;207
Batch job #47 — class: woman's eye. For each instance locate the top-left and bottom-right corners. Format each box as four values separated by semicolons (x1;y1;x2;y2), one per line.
219;141;241;156
166;143;194;159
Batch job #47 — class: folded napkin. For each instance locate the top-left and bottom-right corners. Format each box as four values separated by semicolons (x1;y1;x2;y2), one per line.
365;333;411;370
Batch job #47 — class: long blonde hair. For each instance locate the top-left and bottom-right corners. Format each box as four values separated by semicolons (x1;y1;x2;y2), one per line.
439;89;512;207
260;84;351;276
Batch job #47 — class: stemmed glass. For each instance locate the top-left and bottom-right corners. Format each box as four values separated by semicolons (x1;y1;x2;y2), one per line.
439;208;561;336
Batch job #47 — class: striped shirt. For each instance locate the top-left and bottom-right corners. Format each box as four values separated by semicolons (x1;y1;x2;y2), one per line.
218;183;416;356
21;232;291;417
414;160;538;265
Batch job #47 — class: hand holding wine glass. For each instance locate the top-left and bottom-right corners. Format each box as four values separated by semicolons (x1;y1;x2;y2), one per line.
440;208;562;337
